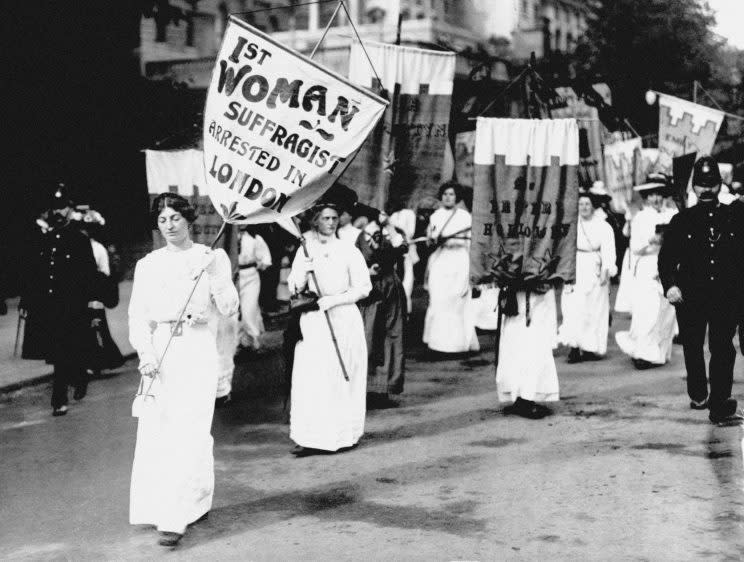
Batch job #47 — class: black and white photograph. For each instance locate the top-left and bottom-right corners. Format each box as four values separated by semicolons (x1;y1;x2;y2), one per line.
2;0;744;558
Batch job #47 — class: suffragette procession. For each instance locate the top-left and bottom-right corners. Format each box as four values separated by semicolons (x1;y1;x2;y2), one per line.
17;4;744;551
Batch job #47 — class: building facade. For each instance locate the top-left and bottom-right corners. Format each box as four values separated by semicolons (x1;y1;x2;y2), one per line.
137;0;590;91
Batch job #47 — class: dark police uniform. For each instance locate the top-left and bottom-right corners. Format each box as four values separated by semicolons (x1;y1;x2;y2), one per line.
658;160;744;420
22;218;97;410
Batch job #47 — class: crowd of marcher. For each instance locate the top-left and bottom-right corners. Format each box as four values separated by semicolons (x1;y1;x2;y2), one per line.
15;154;744;546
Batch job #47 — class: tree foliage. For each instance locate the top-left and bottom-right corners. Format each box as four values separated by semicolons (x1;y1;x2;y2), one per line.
585;0;722;131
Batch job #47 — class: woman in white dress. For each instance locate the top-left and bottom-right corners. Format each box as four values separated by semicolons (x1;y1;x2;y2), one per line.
423;182;479;354
128;193;239;546
287;202;372;457
389;206;419;314
559;192;617;362
237;226;272;350
615;182;677;368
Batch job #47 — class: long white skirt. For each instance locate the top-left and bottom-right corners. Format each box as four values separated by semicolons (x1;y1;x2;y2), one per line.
559;266;610;355
614;249;634;314
214;312;239;398
130;323;218;534
423;246;479;353
239;269;264;348
474;286;501;331
290;303;367;451
615;280;676;364
497;292;559;403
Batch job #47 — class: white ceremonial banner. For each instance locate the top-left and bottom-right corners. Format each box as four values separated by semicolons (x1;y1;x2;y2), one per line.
657;94;724;174
603;137;643;213
145;149;205;197
145;149;228;242
203;16;387;224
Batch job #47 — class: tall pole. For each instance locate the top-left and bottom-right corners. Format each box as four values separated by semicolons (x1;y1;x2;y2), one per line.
302;2;351;382
380;9;404;209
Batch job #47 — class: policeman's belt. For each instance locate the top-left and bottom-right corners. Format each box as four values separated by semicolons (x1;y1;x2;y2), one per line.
239;262;257;270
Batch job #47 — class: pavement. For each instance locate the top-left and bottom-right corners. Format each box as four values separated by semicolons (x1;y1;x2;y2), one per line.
5;297;744;559
0;282;135;392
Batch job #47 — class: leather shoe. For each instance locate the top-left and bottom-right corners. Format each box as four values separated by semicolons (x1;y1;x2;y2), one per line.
158;531;183;547
504;398;551;420
567;347;582;364
632;358;661;370
709;398;741;424
291;445;328;457
690;397;709;410
709;410;744;426
52;405;68;417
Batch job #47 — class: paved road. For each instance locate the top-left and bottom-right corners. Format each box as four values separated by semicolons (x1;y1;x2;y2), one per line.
3;313;744;560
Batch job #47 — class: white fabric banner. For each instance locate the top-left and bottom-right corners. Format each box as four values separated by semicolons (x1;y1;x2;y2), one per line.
603;137;643;213
657;94;724;173
203;16;387;224
473;118;579;167
145;149;205;196
348;39;456;95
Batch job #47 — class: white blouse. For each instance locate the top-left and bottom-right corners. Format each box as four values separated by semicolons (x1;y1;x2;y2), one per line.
128;244;239;364
287;233;371;302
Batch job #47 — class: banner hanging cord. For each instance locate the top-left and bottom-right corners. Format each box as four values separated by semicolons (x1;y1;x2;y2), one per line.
473;66;531;119
339;0;384;93
309;0;344;59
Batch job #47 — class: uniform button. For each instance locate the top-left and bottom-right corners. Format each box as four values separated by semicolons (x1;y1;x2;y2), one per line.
709;213;713;217
710;243;715;248
711;276;715;280
711;259;715;264
51;248;56;253
56;234;60;239
49;275;53;279
687;234;692;239
48;289;53;294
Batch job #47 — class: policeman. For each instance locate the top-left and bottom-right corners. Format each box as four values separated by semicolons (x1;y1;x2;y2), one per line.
20;184;98;416
658;156;744;424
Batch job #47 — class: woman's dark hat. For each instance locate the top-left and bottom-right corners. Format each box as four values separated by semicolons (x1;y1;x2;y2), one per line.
692;156;722;188
633;173;669;195
351;203;380;223
315;182;358;213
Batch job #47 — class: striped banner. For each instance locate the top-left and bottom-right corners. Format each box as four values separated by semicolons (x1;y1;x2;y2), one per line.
470;118;579;287
346;41;456;211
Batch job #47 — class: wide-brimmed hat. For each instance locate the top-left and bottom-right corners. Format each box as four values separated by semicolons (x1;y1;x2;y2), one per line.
351;203;381;223
633;173;668;195
585;180;612;203
315;182;358;213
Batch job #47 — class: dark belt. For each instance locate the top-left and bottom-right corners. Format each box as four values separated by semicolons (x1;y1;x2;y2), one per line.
239;262;257;270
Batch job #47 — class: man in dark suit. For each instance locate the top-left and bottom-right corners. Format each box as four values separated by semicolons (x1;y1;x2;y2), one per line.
21;184;98;416
659;156;744;424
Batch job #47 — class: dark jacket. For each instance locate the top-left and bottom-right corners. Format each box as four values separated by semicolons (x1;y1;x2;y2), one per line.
658;202;744;303
21;222;98;362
